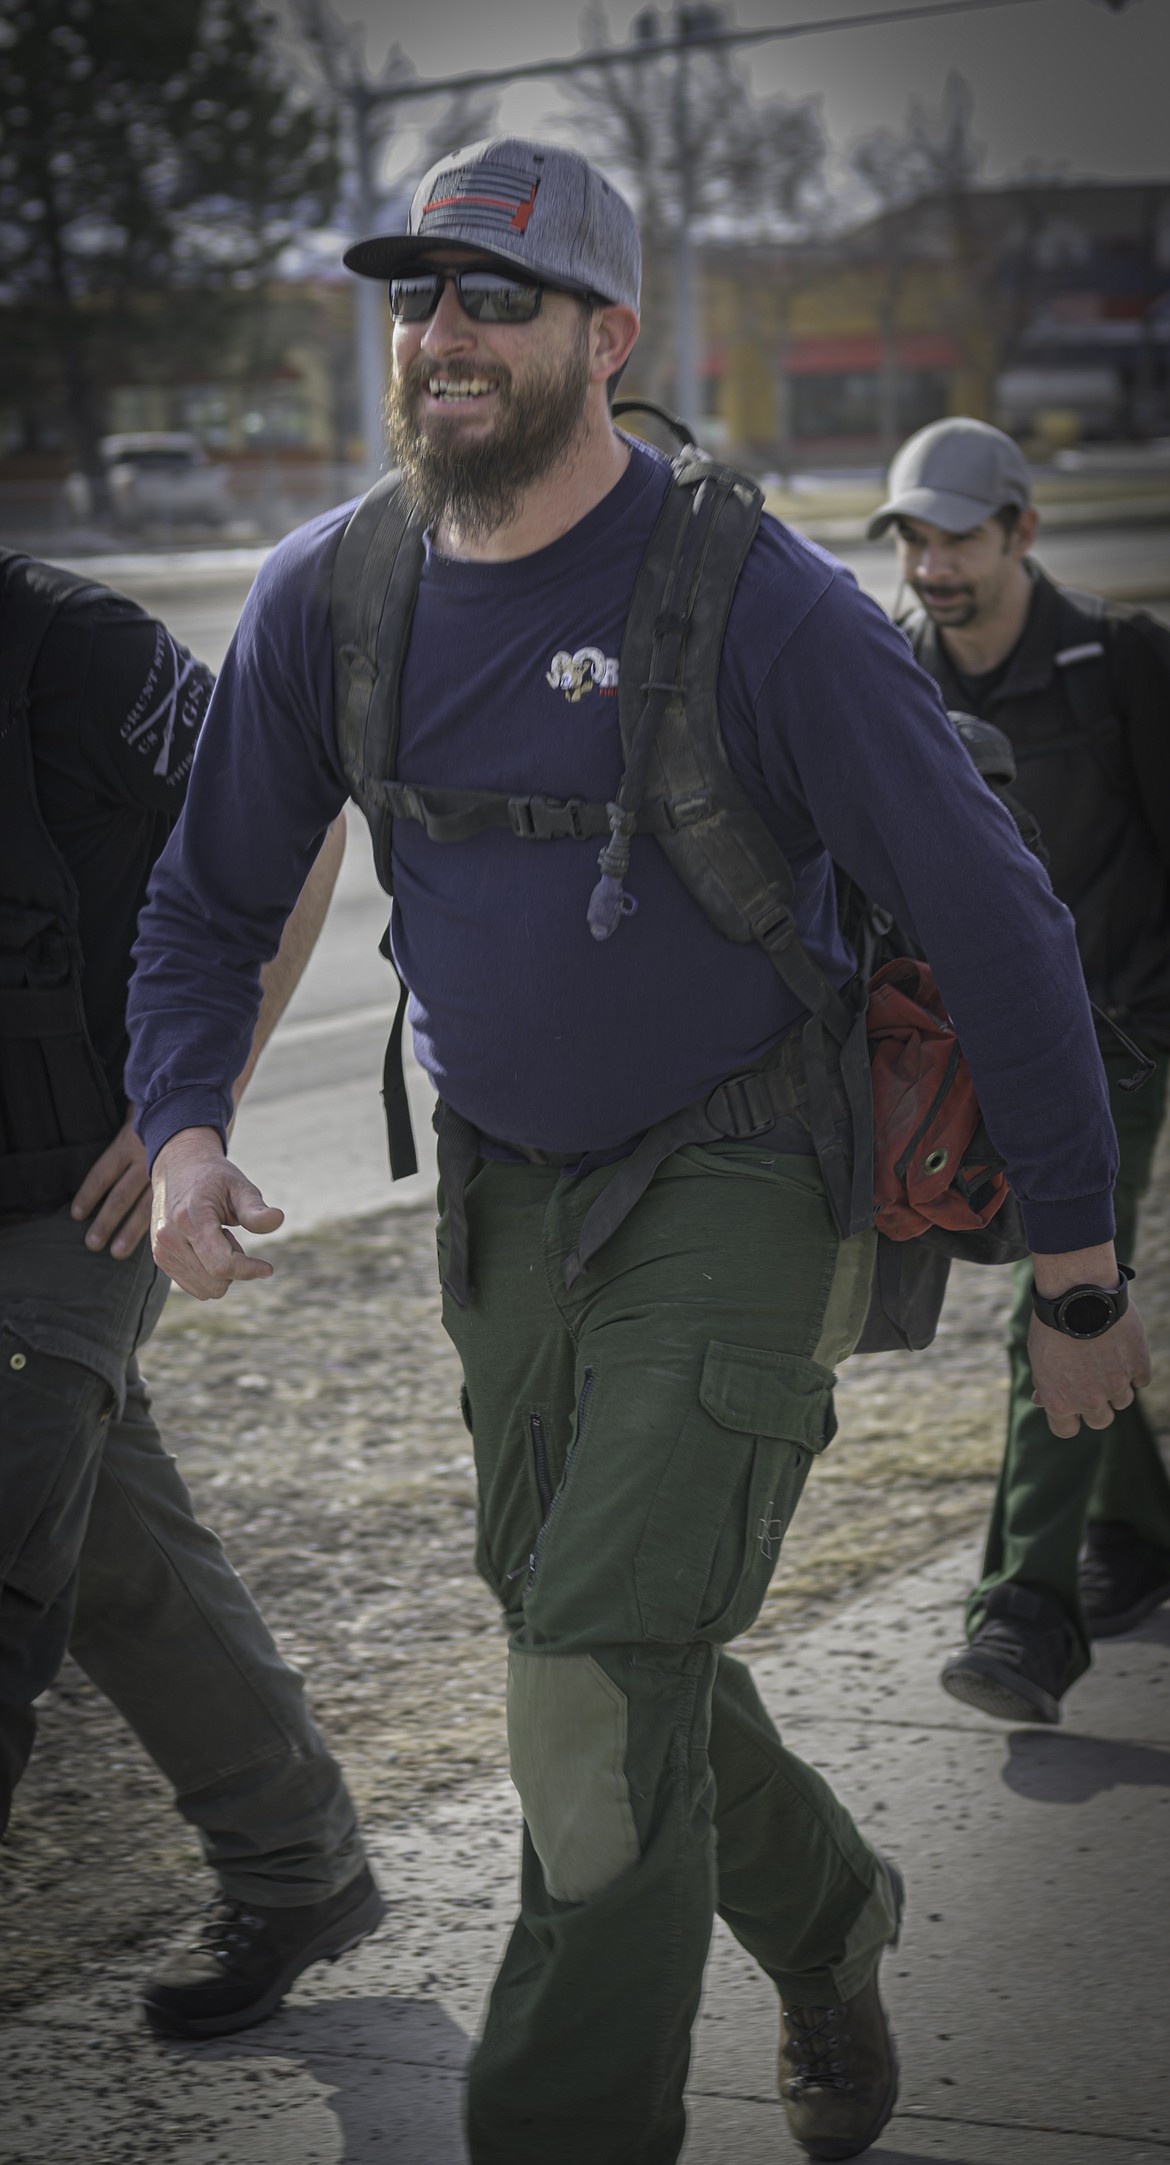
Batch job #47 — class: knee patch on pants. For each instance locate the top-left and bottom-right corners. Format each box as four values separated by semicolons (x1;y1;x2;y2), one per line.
506;1649;641;1903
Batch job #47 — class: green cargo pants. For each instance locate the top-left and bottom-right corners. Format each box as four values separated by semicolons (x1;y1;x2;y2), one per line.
440;1139;896;2165
969;1038;1170;1674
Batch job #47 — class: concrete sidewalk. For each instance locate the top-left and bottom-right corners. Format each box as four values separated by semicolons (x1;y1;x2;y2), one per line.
3;1537;1168;2165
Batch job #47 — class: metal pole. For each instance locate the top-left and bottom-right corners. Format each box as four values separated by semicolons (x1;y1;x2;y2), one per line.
353;89;388;483
673;21;699;436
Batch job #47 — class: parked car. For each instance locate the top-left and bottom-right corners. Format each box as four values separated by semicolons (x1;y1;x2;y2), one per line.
64;433;233;529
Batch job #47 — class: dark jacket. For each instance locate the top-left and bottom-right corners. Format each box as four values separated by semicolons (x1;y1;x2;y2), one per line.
0;551;213;1214
903;565;1170;1045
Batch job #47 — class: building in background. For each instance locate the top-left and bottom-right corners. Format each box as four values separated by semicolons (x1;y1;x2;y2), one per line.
696;179;1170;472
2;176;1166;544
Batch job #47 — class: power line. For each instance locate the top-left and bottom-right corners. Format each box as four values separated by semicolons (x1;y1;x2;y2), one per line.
356;0;1053;111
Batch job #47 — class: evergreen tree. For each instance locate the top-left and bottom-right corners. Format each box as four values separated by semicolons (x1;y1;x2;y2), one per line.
0;0;338;468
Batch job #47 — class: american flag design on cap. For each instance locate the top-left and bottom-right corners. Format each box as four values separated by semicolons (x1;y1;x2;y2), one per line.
418;161;540;240
342;137;641;312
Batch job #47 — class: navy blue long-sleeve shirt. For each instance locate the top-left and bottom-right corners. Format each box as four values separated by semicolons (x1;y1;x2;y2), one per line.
126;441;1117;1254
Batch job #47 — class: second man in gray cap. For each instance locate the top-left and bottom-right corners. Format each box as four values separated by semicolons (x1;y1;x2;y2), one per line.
871;415;1170;1726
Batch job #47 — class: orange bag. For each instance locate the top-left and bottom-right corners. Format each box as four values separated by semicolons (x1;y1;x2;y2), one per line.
867;956;1013;1241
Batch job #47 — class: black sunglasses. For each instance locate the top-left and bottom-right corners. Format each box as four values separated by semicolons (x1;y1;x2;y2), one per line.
389;269;550;324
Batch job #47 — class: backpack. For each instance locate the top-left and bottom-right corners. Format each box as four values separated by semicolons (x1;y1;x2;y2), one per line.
0;551;125;1214
330;419;1031;1351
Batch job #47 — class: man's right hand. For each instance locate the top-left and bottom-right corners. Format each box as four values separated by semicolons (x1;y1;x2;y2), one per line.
150;1126;285;1300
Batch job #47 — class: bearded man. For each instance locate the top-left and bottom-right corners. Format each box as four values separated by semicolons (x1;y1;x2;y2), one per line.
125;141;1146;2164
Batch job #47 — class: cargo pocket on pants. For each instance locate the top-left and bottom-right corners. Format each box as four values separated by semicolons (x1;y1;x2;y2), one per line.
634;1339;837;1644
0;1310;123;1604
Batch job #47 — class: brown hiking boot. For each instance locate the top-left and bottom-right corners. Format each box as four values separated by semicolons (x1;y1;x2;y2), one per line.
778;1858;903;2161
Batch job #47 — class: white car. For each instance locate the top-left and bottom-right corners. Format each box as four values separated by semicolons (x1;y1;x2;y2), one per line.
64;433;233;529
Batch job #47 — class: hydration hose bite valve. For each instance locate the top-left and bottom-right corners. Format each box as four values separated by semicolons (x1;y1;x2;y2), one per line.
587;804;639;940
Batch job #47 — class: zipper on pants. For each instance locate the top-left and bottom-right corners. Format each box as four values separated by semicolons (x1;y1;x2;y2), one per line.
526;1367;594;1594
529;1412;554;1518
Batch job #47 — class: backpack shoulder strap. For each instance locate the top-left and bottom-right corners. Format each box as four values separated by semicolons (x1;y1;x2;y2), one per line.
1044;581;1130;792
617;454;854;1034
0;553;124;1211
0;550;110;736
330;477;426;1180
1049;583;1113;723
612;454;870;1234
0;552;104;919
331;472;427;896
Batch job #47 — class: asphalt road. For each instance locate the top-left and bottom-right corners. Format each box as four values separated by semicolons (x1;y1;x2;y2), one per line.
60;517;1170;1243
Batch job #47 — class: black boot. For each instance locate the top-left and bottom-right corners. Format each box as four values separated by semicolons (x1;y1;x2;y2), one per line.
142;1863;386;2038
939;1582;1075;1724
1080;1521;1170;1638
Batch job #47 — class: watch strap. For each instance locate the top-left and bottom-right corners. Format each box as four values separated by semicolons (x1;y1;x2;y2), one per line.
1031;1264;1134;1339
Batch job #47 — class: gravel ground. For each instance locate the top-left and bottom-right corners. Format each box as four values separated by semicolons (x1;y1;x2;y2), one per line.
2;1135;1166;2018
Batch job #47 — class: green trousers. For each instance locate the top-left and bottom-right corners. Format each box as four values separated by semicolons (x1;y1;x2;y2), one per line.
440;1141;895;2165
969;1039;1170;1674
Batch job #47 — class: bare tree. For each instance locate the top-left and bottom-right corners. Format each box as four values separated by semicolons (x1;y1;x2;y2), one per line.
557;5;827;420
291;0;496;234
290;0;496;470
850;73;997;455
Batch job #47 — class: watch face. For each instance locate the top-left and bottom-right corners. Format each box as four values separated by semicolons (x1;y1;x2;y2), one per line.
1058;1290;1114;1338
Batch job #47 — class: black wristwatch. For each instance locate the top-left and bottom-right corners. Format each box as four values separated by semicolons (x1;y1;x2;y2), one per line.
1031;1265;1135;1340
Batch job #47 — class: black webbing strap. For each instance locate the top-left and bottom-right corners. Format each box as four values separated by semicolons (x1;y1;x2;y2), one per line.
378;939;417;1179
0;985;86;1035
563;1105;713;1289
433;1026;813;1305
0;555;130;1212
563;1032;809;1290
613;462;879;1242
589;464;746;937
331;475;427;894
365;781;714;845
434;1101;482;1308
436;1100;591;1305
749;904;871;1239
0;551;113;730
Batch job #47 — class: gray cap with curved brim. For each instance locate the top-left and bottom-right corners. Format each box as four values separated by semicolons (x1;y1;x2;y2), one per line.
343;136;641;312
867;417;1032;539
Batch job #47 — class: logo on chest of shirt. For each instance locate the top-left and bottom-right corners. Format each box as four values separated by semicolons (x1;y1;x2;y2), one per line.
546;644;620;702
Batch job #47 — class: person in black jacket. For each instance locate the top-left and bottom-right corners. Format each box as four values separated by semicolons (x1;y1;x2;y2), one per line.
0;553;384;2036
870;419;1170;1725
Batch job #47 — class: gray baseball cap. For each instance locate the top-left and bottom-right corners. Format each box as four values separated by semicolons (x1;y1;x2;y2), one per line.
343;137;641;311
867;418;1032;539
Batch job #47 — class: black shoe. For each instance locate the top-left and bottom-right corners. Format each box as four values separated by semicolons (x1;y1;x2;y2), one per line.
778;1856;903;2162
1080;1521;1170;1639
142;1863;386;2039
939;1583;1074;1725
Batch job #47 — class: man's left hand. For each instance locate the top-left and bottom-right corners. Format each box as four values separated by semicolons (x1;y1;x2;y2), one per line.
1028;1306;1153;1439
70;1114;151;1259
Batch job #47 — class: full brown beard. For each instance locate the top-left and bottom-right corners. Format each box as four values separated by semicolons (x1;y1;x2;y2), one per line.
384;314;593;542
